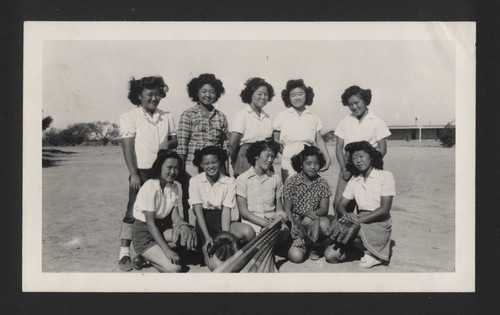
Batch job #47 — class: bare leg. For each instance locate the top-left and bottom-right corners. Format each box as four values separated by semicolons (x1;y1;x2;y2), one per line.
141;245;182;273
288;246;307;263
230;222;256;242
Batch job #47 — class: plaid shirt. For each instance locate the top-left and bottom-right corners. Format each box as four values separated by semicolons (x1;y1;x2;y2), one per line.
177;104;229;165
236;167;283;216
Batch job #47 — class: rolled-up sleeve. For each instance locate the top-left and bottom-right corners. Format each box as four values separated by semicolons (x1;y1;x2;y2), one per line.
381;172;396;196
272;112;283;131
119;111;136;139
188;177;203;206
236;177;248;198
223;178;236;209
342;179;355;200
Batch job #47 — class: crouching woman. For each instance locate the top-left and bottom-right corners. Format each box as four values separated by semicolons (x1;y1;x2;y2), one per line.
132;150;197;273
325;141;395;268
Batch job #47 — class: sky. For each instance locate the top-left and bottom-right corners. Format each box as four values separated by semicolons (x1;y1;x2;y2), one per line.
42;38;456;131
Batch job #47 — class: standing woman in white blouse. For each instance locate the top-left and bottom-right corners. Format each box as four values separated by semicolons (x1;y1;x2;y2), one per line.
333;85;391;213
273;79;331;183
117;76;177;271
229;77;275;178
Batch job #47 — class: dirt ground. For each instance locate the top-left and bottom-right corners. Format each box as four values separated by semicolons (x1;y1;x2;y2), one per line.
42;140;455;273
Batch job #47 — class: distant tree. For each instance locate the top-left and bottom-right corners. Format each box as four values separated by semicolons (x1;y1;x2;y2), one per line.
439;120;456;148
42;116;53;131
43;128;62;146
87;121;120;145
60;123;92;146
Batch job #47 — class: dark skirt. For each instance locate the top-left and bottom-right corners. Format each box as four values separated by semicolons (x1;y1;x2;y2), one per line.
133;216;173;256
196;209;223;240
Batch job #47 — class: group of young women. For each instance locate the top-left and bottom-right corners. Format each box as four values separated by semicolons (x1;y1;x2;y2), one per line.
116;73;395;273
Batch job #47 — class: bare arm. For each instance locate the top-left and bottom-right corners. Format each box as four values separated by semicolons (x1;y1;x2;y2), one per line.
377;138;388;157
337;196;355;217
236;195;270;228
228;132;243;166
121;137;141;189
315;131;331;172
283;197;296;225
335;136;351;181
313;197;329;217
221;206;232;232
193;204;212;251
273;131;284;154
166;135;178;150
358;196;393;224
144;211;180;264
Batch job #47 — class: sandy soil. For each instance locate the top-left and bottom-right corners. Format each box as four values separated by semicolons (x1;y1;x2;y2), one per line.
42;140;455;273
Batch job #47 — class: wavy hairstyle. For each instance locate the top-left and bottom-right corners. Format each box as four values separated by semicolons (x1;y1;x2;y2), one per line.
187;73;225;103
344;141;383;176
290;145;326;173
128;76;169;106
246;140;281;167
239;77;275;104
281;79;314;107
151;149;183;179
192;146;229;173
341;85;372;106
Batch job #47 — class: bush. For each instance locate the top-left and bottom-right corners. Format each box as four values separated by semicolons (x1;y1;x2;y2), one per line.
439;123;455;148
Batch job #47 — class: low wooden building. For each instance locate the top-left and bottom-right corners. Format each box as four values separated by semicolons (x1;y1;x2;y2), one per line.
388;125;451;141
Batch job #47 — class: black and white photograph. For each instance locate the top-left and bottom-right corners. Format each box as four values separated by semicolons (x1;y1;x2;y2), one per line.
23;22;475;292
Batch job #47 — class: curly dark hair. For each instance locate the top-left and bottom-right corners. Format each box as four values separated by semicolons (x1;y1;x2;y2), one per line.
192;146;229;173
341;85;372;106
239;77;275;104
344;141;383;176
187;73;225;103
245;140;281;167
151;149;183;179
281;79;314;108
290;145;326;173
128;76;169;106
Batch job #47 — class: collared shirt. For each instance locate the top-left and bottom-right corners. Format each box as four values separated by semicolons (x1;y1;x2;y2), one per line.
230;105;273;144
133;179;180;222
334;110;391;149
236;167;282;216
177;104;229;165
282;172;332;220
273;107;323;147
188;172;236;209
343;169;396;211
119;107;177;168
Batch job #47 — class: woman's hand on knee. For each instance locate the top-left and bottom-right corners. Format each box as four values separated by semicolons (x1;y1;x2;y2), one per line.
163;248;180;265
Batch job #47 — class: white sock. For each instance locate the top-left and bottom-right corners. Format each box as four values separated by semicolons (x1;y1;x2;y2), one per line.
119;247;130;260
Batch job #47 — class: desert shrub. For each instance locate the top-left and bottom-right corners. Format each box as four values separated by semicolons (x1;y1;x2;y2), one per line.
439;123;455;148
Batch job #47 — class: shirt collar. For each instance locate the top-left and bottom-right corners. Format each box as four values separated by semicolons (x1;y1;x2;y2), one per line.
353;168;381;181
139;107;163;125
194;104;217;118
245;105;269;119
296;171;321;185
287;107;312;117
245;166;272;180
201;172;229;184
350;109;374;121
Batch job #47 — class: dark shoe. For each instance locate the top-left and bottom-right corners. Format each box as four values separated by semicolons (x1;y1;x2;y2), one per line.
119;255;133;271
132;255;152;270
